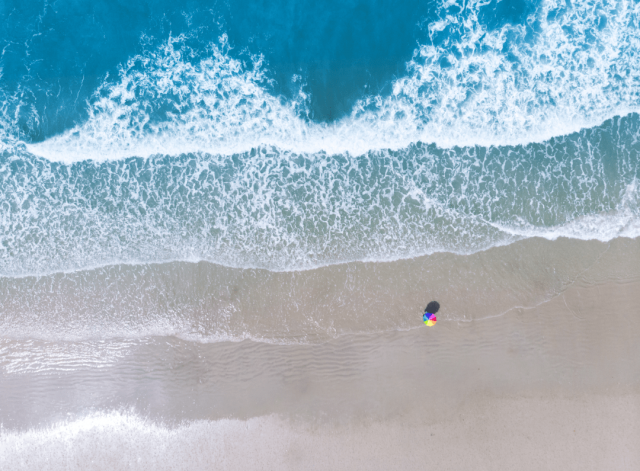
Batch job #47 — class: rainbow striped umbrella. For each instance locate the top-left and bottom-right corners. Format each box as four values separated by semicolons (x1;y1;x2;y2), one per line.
423;313;437;327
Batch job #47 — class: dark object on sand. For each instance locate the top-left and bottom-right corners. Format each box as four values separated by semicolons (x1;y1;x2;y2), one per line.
425;301;440;314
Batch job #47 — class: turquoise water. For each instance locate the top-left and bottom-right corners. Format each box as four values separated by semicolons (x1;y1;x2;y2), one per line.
2;116;639;275
2;0;640;275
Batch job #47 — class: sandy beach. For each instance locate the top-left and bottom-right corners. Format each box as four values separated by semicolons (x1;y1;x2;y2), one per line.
2;237;640;469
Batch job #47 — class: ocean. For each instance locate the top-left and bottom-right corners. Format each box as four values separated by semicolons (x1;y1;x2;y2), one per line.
1;0;640;469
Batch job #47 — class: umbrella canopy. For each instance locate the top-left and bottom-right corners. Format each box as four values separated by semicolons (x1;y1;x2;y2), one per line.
423;313;437;327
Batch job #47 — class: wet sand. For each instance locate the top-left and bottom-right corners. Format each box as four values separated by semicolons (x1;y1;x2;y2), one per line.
2;236;640;342
2;394;639;471
2;257;640;469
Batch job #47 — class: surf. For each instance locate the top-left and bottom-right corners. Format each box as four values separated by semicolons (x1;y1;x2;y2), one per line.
0;0;638;160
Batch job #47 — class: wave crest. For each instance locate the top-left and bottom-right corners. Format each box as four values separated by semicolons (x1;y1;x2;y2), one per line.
14;0;640;161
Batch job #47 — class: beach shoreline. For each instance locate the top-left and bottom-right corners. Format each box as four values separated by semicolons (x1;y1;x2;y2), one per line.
2;393;639;471
2;236;639;343
3;258;640;469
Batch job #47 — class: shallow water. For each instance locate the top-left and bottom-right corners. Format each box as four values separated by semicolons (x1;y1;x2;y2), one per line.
0;237;637;344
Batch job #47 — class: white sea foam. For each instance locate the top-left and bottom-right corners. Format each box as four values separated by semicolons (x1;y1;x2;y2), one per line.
2;127;639;275
12;0;639;162
2;411;442;471
0;412;284;471
0;412;374;470
490;181;640;241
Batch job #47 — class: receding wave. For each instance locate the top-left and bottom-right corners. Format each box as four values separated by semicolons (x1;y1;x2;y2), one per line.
2;238;638;344
2;115;639;275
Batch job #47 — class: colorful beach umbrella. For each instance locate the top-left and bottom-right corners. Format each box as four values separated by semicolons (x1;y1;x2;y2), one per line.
423;301;440;327
423;313;437;326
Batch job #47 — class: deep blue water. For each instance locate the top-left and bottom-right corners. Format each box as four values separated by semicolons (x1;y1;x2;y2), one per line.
1;0;640;274
1;0;436;134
